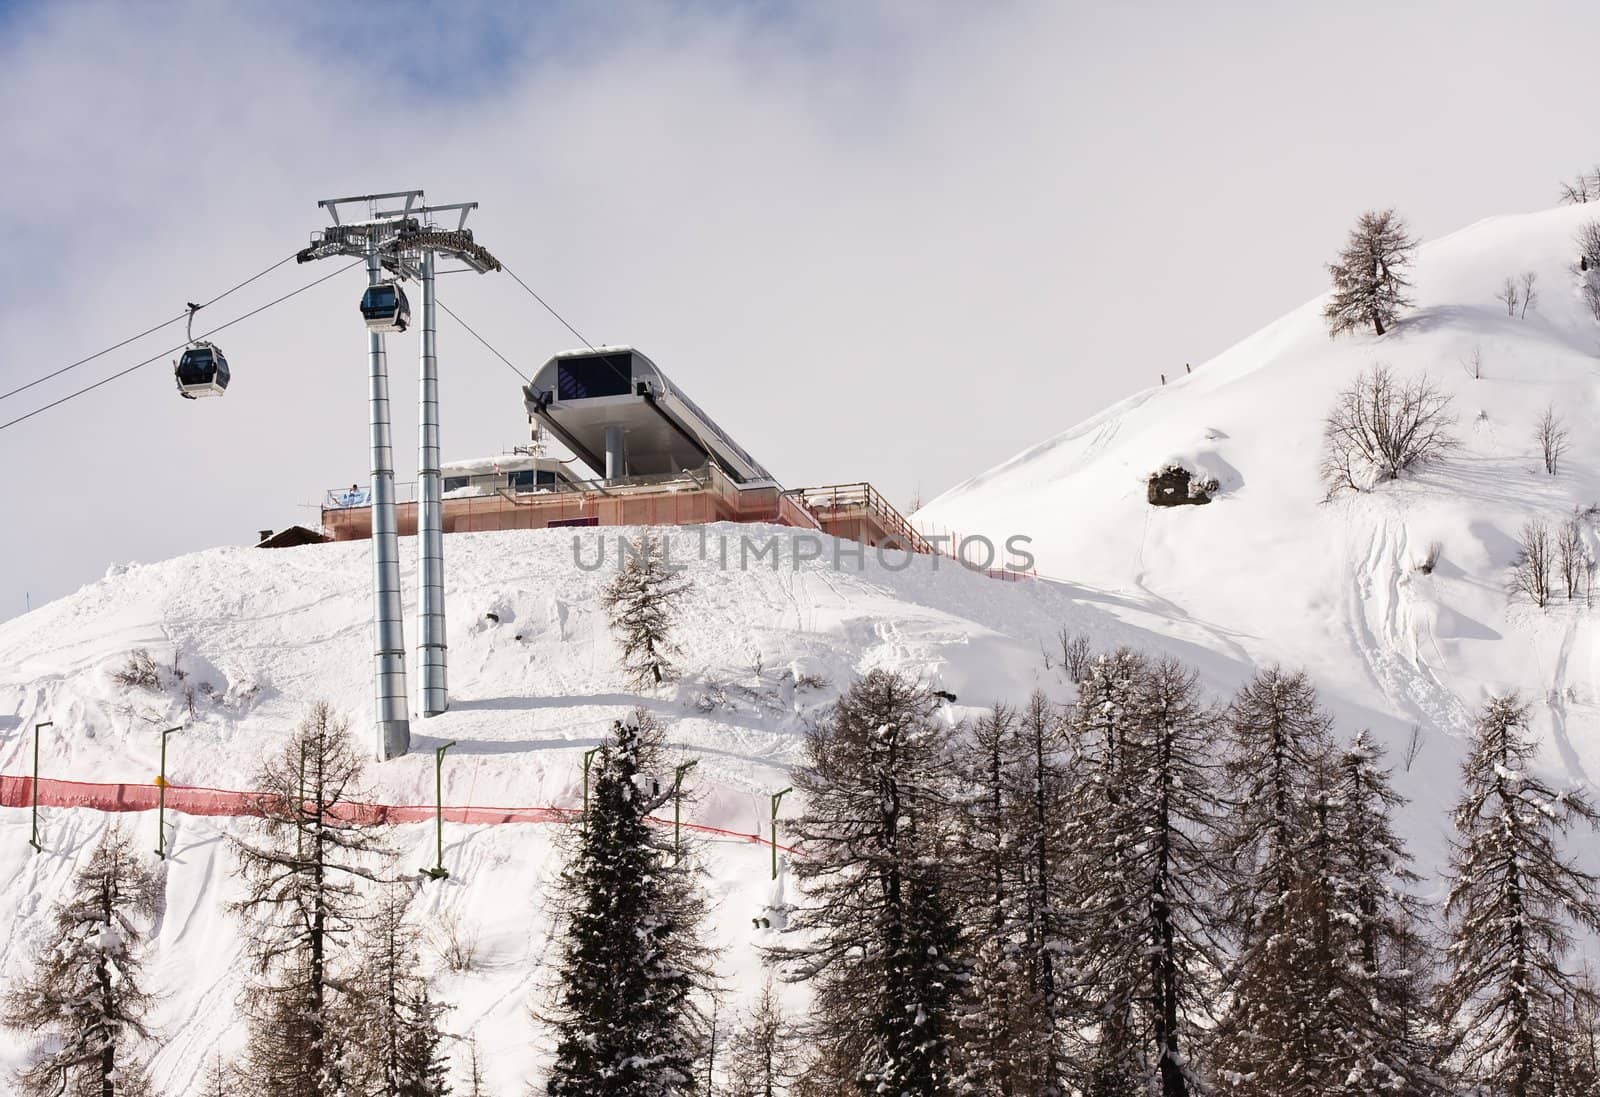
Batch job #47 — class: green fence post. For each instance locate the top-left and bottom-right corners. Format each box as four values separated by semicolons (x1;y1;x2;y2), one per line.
581;746;603;833
672;760;698;860
155;725;183;859
424;741;457;880
769;786;793;880
29;721;52;853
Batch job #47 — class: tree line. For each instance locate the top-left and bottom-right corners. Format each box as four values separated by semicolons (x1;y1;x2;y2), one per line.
7;649;1600;1096
771;659;1600;1097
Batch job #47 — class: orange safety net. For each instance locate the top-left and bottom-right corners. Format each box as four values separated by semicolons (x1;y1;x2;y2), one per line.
0;775;796;852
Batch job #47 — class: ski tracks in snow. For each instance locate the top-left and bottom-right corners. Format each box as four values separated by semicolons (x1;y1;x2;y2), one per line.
1343;503;1471;739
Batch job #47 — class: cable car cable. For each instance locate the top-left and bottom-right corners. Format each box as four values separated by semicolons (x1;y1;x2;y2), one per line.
0;260;363;434
0;252;300;404
496;261;596;351
435;299;530;382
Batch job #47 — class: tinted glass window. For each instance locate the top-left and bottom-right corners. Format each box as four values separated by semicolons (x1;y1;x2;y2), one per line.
443;477;469;492
557;354;633;400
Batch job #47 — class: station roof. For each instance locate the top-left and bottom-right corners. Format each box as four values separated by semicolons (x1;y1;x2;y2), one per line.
522;347;775;485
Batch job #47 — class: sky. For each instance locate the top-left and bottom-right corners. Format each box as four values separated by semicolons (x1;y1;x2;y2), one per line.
1;0;1598;617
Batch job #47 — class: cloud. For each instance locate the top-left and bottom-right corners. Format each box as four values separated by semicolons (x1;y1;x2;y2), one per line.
2;0;1598;614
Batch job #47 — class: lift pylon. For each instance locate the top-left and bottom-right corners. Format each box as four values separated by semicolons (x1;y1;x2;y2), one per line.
297;192;501;757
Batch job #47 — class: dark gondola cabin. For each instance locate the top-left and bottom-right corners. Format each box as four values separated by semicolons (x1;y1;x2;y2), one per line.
360;282;411;333
174;343;230;399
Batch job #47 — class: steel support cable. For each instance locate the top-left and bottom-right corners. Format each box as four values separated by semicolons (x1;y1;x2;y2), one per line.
0;260;363;434
497;260;596;351
0;252;301;404
435;298;529;381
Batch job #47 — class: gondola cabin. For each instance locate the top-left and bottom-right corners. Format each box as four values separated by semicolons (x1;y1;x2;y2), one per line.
174;343;230;399
360;282;411;333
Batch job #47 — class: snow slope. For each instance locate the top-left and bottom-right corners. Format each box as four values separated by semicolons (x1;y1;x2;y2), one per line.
0;524;1158;1090
920;201;1600;877
5;202;1600;1089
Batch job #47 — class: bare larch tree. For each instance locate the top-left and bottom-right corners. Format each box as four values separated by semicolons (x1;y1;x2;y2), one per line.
1557;515;1587;602
1512;519;1554;609
721;977;802;1097
1535;406;1570;475
231;702;390;1097
1;825;161;1097
774;670;966;1096
1441;695;1600;1097
1324;209;1418;337
1497;276;1522;316
1320;364;1456;497
1559;166;1600;205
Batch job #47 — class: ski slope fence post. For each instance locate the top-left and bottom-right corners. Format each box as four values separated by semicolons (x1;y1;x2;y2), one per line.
424;740;457;880
154;724;182;860
581;744;604;834
770;786;793;880
672;759;698;861
29;720;51;852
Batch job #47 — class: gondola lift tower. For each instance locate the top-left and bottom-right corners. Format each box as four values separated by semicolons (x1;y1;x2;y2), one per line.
296;190;501;760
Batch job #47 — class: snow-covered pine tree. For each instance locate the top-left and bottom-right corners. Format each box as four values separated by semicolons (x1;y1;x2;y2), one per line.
950;703;1053;1095
1324;208;1418;337
1323;732;1451;1094
721;977;800;1097
603;531;690;689
1010;689;1075;1094
1210;666;1337;1096
1076;656;1231;1097
1064;649;1149;1089
394;985;452;1097
546;712;710;1097
0;825;160;1097
1217;758;1349;1097
871;860;965;1097
231;701;390;1097
347;885;452;1097
1546;986;1600;1095
1217;665;1334;934
460;1038;490;1097
774;670;964;1096
1441;694;1600;1097
199;1051;237;1097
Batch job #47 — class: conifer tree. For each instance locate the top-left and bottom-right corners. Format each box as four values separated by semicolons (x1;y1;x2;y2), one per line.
1063;655;1234;1094
721;977;800;1097
232;702;390;1097
460;1038;490;1097
775;670;964;1096
1210;666;1337;1096
1064;649;1147;1088
1010;690;1074;1093
1323;733;1450;1094
951;703;1054;1095
546;713;710;1096
0;825;160;1097
199;1051;237;1097
1324;208;1418;336
1074;656;1231;1097
1441;695;1600;1097
1217;666;1334;932
603;531;691;689
348;886;452;1097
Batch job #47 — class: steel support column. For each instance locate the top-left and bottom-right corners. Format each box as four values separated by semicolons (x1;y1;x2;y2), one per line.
368;238;411;760
417;249;448;717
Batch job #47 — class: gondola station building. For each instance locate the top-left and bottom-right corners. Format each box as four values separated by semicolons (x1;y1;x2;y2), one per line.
311;347;930;553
